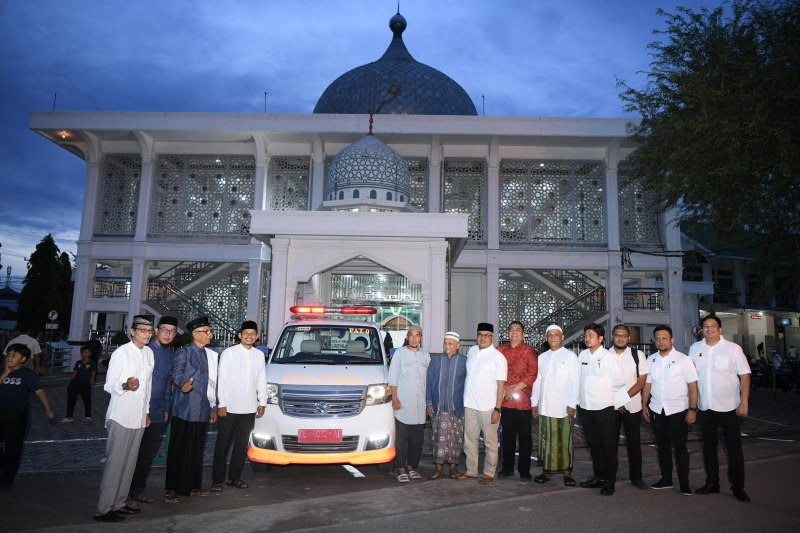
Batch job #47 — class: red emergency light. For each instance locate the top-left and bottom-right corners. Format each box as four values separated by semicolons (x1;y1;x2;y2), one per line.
289;306;377;315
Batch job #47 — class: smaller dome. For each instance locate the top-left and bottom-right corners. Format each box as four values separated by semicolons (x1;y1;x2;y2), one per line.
327;135;410;199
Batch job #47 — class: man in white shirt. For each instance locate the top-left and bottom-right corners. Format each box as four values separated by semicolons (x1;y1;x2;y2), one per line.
211;321;267;491
689;315;752;503
789;346;799;361
577;323;628;496
642;325;698;496
609;324;649;490
388;326;430;483
458;323;507;483
3;326;42;374
531;324;580;486
94;315;155;523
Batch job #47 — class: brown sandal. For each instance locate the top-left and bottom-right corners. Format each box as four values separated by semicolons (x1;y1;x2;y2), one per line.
130;493;156;503
449;470;461;479
479;475;494;483
428;469;444;480
211;484;224;492
456;473;476;481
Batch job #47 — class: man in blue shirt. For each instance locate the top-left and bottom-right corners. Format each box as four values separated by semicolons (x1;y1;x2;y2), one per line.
129;315;177;504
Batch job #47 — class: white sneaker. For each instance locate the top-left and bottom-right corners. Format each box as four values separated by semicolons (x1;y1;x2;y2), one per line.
61;417;74;423
85;417;93;422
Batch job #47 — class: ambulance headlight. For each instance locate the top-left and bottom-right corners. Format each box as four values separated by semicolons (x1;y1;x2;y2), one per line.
267;383;279;405
365;434;390;450
251;433;276;450
366;383;391;405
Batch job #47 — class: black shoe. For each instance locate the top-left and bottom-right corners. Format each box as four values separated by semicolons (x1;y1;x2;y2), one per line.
600;482;615;496
520;473;532;482
94;511;125;523
631;479;650;490
733;489;751;503
651;479;674;490
497;470;515;479
680;484;693;496
114;506;141;515
695;482;720;495
579;476;605;488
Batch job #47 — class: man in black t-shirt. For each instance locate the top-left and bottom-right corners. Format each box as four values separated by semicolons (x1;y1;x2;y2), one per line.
63;346;97;422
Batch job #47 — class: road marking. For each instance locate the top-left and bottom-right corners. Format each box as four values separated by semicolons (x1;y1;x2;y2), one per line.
25;437;107;444
758;437;794;442
342;465;365;478
747;417;788;427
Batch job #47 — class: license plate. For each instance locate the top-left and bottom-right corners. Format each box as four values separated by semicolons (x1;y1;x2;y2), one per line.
298;429;342;443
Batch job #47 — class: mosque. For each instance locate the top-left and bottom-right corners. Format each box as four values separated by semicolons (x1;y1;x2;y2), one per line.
29;11;796;355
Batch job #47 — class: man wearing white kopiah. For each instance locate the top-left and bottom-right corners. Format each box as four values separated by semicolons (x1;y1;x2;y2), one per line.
531;325;580;486
577;323;628;496
458;322;507;484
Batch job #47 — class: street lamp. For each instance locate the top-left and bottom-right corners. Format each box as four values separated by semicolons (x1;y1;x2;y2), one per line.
368;84;401;135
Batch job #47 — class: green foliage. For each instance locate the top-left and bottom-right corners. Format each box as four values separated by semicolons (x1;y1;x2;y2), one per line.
110;331;130;346
617;0;800;302
16;235;74;333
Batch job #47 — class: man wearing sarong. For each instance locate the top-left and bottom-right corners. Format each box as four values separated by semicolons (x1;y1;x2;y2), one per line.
164;316;218;502
531;324;580;486
425;331;467;479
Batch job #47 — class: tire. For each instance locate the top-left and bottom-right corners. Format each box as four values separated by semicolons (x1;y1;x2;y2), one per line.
376;460;394;473
250;461;273;473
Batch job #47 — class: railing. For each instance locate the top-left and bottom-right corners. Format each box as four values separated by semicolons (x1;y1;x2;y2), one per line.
92;277;131;299
157;261;217;286
146;278;239;346
542;270;601;297
529;286;607;347
623;289;665;311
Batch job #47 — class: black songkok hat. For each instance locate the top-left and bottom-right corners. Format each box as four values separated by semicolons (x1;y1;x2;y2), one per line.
240;320;258;333
187;316;210;332
158;315;179;327
132;315;154;328
476;322;494;333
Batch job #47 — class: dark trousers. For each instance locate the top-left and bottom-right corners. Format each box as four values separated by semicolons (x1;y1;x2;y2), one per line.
212;412;256;484
129;421;165;497
500;407;533;475
578;406;618;484
0;407;29;483
394;419;424;470
614;409;643;482
651;409;690;486
698;409;745;490
66;381;92;418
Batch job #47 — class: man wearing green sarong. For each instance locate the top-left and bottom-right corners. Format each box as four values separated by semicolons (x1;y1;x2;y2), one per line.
531;325;581;486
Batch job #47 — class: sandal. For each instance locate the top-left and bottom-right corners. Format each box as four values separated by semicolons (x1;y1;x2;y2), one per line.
190;489;209;497
408;471;421;480
130;493;156;503
428;470;444;480
456;473;476;481
449;470;461;480
227;479;248;489
211;484;224;492
397;474;410;483
564;476;576;487
479;475;494;483
163;494;180;503
534;474;551;484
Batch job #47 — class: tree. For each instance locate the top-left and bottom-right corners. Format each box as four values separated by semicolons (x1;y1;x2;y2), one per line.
16;235;74;334
617;0;800;302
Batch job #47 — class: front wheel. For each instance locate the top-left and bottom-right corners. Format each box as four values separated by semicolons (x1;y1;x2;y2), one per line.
376;460;394;473
250;461;273;473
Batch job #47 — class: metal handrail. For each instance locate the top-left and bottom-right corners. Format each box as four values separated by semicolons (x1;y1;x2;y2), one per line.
542;269;601;296
156;261;217;286
146;278;239;346
528;286;607;347
92;277;131;299
623;289;665;311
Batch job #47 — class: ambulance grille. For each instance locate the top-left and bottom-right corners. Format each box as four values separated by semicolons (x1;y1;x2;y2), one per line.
281;435;360;453
279;387;365;418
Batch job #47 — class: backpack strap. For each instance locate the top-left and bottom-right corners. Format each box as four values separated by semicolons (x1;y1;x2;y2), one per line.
631;348;640;378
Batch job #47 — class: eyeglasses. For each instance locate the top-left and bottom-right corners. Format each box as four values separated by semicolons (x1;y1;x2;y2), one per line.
157;327;178;335
476;333;493;339
194;329;213;335
134;328;154;335
612;334;630;339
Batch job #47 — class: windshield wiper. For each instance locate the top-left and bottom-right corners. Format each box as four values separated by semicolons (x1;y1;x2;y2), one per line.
290;358;338;364
342;359;381;364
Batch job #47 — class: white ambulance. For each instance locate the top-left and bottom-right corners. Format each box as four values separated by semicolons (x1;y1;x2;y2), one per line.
248;306;395;472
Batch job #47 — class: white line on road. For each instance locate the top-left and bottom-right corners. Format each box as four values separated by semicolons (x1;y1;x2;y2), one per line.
758;437;794;442
747;417;788;427
342;465;365;478
25;437;107;444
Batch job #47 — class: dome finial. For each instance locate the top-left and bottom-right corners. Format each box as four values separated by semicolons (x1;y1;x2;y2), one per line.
389;9;406;37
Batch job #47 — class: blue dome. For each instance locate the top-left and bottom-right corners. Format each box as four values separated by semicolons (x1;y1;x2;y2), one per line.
327;134;410;199
314;13;477;116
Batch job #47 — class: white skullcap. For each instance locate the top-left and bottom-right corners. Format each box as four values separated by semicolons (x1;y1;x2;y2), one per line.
444;331;460;342
545;324;563;333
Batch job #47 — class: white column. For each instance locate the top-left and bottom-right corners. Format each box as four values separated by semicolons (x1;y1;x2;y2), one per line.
487;136;500;249
311;134;325;210
421;284;433;350
667;259;685;352
428;135;441;212
428;240;448;346
69;249;93;342
486;264;500;328
607;254;624;328
246;257;263;323
79;161;100;241
266;238;290;346
254;156;269;211
605;160;620;251
127;250;148;325
134;159;155;242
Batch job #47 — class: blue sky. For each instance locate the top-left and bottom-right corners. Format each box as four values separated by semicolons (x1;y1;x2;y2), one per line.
0;0;712;289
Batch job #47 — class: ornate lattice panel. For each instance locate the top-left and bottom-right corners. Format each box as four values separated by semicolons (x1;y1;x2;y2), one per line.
260;267;271;335
407;159;428;212
618;162;660;245
151;155;255;236
330;275;422;304
500;161;605;244
196;271;249;327
443;160;485;242
97;155;142;235
498;277;564;346
269;158;310;211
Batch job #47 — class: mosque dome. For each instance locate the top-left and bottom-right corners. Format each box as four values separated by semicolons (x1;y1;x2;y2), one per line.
314;12;477;116
326;134;410;205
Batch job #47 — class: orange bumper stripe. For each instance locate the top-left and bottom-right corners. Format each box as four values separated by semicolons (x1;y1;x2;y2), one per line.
248;446;395;466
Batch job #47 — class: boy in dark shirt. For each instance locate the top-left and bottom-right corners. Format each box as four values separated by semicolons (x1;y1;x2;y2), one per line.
62;346;97;422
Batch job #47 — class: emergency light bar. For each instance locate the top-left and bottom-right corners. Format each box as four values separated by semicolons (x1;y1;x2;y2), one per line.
289;306;377;315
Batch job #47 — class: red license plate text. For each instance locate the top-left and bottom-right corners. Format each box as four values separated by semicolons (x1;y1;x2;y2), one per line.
298;429;343;443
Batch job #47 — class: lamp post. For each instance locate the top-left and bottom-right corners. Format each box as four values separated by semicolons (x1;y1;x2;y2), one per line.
368;84;401;135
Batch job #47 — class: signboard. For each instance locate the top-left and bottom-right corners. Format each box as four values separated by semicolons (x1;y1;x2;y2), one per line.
45;323;59;330
750;315;762;320
48;310;59;321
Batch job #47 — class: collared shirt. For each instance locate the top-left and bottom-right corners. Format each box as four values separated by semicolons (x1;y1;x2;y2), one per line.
496;342;538;410
611;346;649;413
171;342;218;422
426;352;467;417
464;345;508;412
147;339;174;419
531;347;581;418
103;341;154;429
388;346;430;425
3;334;42;370
646;348;698;416
217;344;268;414
72;358;97;383
578;347;628;410
688;336;750;412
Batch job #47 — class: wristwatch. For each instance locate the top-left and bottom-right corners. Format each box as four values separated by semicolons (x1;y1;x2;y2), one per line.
493;407;501;413
688;407;698;412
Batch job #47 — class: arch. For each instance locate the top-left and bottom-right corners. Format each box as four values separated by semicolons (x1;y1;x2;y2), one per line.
353;189;360;199
289;247;425;287
382;315;413;331
386;191;393;201
399;194;405;202
329;193;333;201
370;190;377;199
338;191;344;200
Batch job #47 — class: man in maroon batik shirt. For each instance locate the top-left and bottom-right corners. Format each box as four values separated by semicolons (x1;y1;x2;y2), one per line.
496;321;538;481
